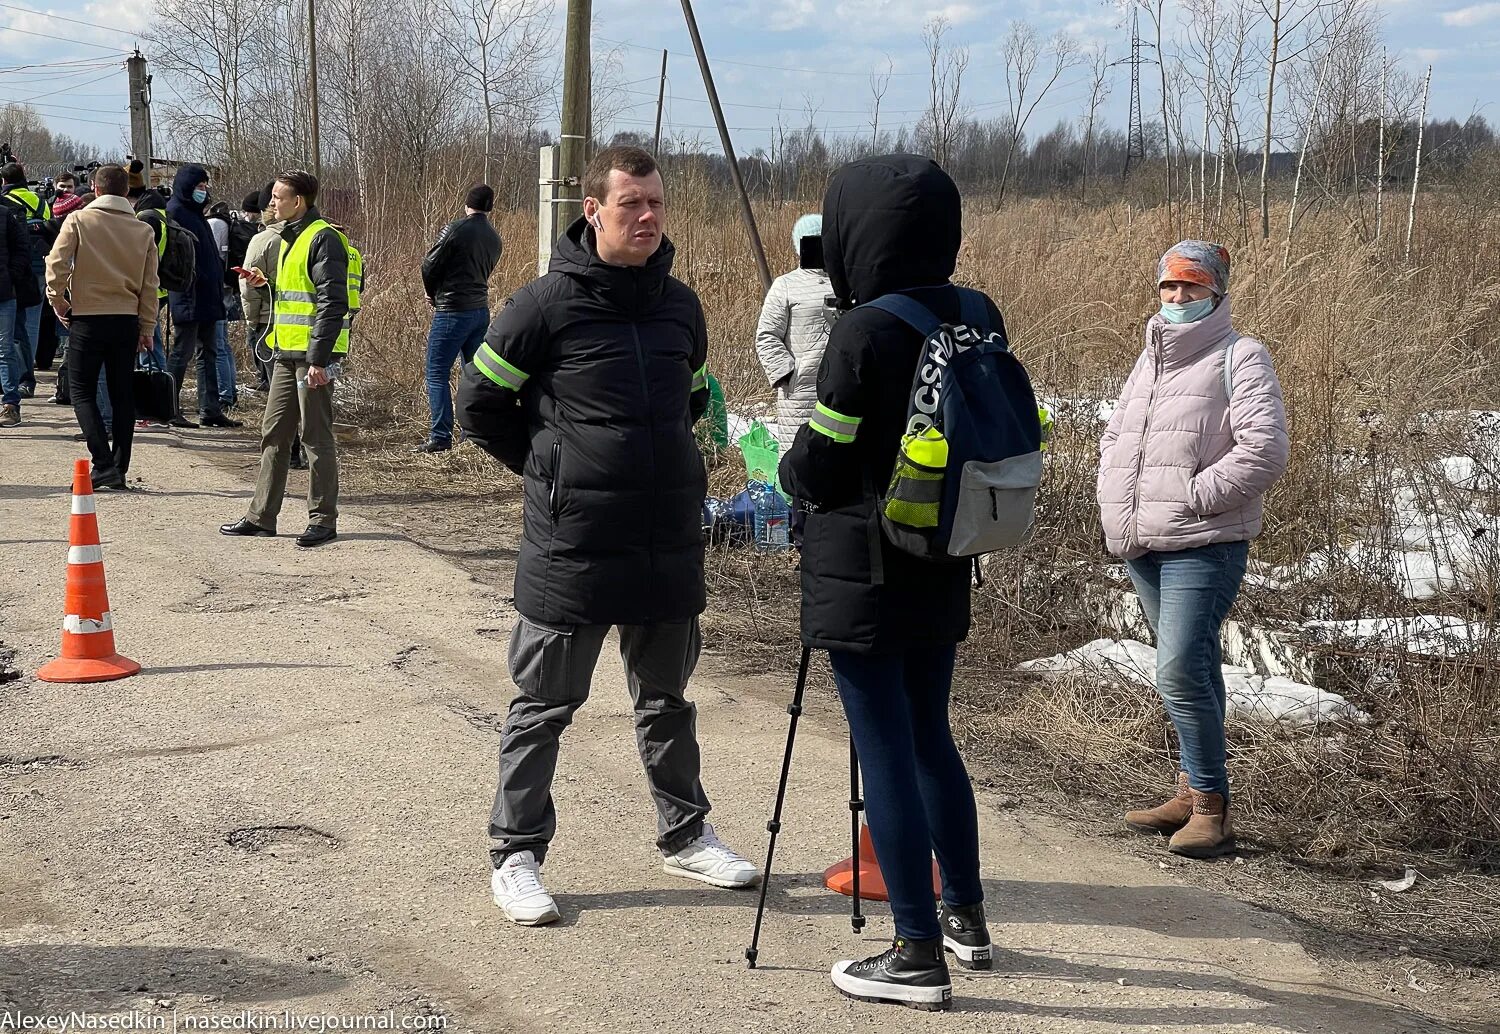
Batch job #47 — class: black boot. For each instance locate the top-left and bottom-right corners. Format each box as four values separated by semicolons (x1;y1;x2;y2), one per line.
939;901;993;970
830;937;951;1011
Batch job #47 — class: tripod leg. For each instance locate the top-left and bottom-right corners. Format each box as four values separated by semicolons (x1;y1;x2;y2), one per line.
849;735;866;933
746;645;813;969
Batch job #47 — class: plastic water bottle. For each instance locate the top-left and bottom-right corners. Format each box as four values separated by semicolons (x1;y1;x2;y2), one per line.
297;360;343;388
749;481;791;552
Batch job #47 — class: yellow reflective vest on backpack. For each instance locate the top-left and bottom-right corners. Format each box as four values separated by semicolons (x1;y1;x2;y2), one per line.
6;187;49;222
270;219;362;357
137;211;167;300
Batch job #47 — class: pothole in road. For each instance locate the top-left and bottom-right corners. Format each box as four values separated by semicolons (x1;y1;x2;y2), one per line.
226;824;341;859
445;701;504;734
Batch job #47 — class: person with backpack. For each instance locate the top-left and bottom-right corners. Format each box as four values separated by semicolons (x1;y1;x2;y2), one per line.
0;205;38;427
164;164;239;430
0;163;53;401
780;155;1038;1011
220;170;352;548
1098;240;1288;860
456;145;759;928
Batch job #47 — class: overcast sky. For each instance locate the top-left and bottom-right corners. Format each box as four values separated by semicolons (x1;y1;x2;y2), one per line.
0;0;1491;156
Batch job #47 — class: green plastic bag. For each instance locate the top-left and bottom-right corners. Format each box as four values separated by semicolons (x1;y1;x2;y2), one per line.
738;419;780;486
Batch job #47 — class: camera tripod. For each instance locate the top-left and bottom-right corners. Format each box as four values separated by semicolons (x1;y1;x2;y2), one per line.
745;645;867;968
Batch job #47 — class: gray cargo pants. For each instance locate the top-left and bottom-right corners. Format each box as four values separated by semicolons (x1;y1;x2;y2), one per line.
488;616;711;867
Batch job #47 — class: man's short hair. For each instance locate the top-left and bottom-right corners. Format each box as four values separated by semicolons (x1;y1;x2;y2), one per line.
1;163;26;186
584;146;658;205
276;169;319;205
93;164;128;196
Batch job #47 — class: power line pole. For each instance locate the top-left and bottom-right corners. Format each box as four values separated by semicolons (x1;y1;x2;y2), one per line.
308;0;322;179
653;48;668;155
558;0;591;229
1123;7;1146;182
126;50;152;182
680;0;771;292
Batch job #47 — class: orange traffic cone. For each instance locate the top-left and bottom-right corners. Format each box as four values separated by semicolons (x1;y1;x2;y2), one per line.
36;460;140;684
824;823;941;902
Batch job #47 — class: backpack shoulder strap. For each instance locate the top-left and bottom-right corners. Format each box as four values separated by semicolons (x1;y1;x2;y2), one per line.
862;293;942;337
956;287;990;330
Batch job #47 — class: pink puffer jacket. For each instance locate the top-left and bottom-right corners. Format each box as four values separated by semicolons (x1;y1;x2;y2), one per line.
1097;300;1288;560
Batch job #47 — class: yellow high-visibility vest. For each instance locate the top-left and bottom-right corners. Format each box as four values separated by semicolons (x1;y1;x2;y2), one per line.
271;219;360;356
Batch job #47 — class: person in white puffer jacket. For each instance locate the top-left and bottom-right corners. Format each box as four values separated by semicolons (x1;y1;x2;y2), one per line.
754;213;832;452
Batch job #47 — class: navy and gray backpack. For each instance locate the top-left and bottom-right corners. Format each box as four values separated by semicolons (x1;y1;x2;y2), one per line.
863;287;1043;562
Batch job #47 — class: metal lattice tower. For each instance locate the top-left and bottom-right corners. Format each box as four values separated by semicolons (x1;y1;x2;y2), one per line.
1124;6;1147;179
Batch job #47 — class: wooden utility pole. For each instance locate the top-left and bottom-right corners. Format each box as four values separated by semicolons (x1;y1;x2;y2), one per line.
653;49;668;154
558;0;591;229
126;50;152;181
308;0;322;179
679;0;771;292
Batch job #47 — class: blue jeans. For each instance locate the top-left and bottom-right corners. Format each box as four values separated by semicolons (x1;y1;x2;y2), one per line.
1125;541;1250;803
828;644;983;942
424;307;489;442
14;296;40;395
0;299;19;406
214;319;236;406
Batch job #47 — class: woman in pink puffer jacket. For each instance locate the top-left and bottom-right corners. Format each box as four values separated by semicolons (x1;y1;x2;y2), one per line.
1096;240;1288;860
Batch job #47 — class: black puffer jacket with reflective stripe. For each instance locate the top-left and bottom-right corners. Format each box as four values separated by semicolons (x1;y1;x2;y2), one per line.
457;217;710;626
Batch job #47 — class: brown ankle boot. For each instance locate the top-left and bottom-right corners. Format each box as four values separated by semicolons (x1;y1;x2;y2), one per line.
1123;772;1193;835
1168;789;1237;858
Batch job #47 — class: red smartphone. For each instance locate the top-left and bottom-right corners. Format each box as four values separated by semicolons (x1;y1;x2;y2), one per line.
231;266;255;278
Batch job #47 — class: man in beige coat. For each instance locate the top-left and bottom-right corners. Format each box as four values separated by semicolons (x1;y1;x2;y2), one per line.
45;163;159;490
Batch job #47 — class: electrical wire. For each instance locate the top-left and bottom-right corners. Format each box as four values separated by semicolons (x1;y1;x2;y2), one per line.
595;34;924;78
0;2;143;39
0;24;130;53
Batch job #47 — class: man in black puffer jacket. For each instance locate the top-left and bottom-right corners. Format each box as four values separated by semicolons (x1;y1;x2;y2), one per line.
165;163;240;429
780;155;999;1010
457;146;758;928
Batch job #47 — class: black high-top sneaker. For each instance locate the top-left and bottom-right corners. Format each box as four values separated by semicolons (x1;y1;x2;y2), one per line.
939;900;993;970
830;936;952;1011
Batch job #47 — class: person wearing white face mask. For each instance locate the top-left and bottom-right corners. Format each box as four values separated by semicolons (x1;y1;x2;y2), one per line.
1096;239;1289;860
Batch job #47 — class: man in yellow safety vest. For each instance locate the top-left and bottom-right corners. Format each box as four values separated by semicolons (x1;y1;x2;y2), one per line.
219;170;349;548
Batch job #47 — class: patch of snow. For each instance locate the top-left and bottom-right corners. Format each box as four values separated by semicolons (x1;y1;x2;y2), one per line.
1019;637;1369;725
1304;615;1492;658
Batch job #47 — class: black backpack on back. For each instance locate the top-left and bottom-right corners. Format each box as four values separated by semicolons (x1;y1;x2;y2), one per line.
139;209;198;294
225;218;258;288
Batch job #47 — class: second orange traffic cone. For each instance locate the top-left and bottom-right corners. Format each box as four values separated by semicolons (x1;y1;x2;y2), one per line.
824;823;941;902
36;460;140;684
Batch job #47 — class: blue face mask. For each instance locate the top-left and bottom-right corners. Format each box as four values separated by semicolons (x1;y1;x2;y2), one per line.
1160;296;1216;324
192;187;208;204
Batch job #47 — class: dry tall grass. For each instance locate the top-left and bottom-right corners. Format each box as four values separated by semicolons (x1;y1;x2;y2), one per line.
336;181;1500;894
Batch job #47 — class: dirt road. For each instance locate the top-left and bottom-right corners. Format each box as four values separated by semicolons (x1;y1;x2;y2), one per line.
0;387;1467;1033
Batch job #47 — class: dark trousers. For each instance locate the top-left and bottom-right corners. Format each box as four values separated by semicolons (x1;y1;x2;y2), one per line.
424;307;489;443
489;617;711;866
828;644;983;941
167;319;223;419
68;315;138;478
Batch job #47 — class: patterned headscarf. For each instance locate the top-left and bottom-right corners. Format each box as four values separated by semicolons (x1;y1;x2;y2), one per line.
1157;240;1231;298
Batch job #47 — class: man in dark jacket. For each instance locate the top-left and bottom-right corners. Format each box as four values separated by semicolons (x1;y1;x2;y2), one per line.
220;170;348;549
456;145;757;927
0;162;51;400
414;183;501;453
0;205;38;426
164;163;239;429
780;155;998;1010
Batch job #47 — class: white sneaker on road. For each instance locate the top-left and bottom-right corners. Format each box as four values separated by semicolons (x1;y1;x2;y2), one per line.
491;850;560;926
662;822;761;889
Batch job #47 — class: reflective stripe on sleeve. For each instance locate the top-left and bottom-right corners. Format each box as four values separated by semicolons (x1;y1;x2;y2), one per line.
474;343;529;391
691;364;708;392
809;402;862;443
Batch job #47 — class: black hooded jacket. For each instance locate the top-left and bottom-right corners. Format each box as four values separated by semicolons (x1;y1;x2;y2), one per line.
166;164;225;325
780;155;1005;654
456;217;710;626
421;212;501;311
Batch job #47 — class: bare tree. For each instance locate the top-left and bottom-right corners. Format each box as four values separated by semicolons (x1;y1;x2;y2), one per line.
1080;44;1113;202
1255;0;1339;238
921;16;969;169
446;0;554;184
998;21;1079;204
869;55;892;145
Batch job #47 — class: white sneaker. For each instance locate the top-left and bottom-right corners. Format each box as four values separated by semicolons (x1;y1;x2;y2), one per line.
490;850;560;926
661;822;761;888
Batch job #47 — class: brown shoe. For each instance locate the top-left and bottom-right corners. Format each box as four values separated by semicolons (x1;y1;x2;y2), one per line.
1168;789;1237;859
0;403;18;427
1124;772;1193;835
